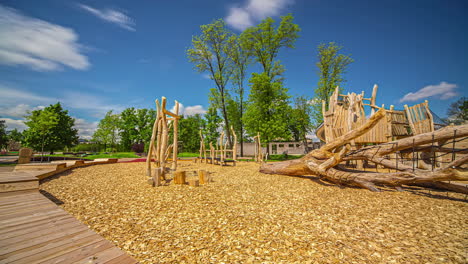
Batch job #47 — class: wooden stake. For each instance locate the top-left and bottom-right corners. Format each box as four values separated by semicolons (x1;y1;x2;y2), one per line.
172;100;180;171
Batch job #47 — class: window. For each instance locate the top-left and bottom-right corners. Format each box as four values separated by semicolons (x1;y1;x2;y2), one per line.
279;144;284;148
289;144;294;148
296;144;300;147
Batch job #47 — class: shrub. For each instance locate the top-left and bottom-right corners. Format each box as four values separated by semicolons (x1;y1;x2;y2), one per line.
131;143;144;153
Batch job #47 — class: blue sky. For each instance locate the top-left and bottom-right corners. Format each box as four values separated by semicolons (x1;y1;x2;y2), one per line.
0;0;466;139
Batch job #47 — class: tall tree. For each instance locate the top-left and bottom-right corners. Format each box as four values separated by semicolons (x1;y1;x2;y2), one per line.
118;108;156;151
288;96;314;152
446;97;467;125
0;120;7;151
311;42;353;127
7;128;23;151
204;105;222;146
93;110;119;152
243;73;291;154
229;34;250;156
23;103;78;155
187;19;235;147
240;14;300;81
119;107;138;151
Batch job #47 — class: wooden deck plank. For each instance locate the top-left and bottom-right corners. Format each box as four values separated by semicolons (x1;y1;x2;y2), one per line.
37;240;115;264
0;166;137;264
0;214;75;235
72;247;130;264
2;232;102;264
0;218;84;246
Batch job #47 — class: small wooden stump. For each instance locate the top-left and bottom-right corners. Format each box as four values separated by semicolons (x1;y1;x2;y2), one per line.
173;171;186;185
153;168;162;186
188;179;199;187
198;170;206;184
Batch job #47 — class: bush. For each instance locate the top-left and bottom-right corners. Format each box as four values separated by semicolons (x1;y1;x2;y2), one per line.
131;143;144;153
72;143;100;152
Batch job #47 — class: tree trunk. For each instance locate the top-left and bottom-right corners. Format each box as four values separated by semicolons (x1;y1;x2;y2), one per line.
260;109;468;192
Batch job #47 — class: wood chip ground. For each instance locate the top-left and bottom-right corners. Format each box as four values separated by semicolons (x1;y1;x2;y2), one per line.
40;162;467;263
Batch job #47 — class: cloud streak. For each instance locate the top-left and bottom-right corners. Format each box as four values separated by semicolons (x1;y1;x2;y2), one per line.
0;5;90;71
78;4;135;31
225;0;293;30
399;82;458;103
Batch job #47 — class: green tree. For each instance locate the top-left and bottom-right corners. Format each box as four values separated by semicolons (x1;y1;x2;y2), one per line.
119;107;138;151
229;34;251;156
204;105;222;146
93;111;119;152
288;96;313;152
187;19;235;147
0;120;7;151
244;73;291;153
240;14;300;81
8;128;23;143
179;114;205;153
118;108;156;151
446;97;467;125
311;42;353;127
23;103;78;156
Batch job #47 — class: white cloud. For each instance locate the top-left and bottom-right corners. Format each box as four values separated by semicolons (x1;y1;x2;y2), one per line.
74;118;98;139
226;7;253;31
170;103;207;117
78;4;135;31
0;85;53;104
184;105;207;116
1;118;27;131
225;0;293;30
0;5;90;71
0;104;44;118
399;82;458;103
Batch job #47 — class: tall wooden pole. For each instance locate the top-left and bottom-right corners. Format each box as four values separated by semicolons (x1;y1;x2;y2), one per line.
172;100;179;171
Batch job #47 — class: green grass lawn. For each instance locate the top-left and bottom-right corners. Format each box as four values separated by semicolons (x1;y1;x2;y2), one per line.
177;152;199;158
0;151;19;156
40;152;140;160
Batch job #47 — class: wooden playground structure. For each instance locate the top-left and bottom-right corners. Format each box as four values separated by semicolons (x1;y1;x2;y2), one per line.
146;97;180;186
198;126;237;166
262;85;468;192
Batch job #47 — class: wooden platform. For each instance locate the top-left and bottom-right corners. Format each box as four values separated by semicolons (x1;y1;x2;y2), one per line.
0;159;138;264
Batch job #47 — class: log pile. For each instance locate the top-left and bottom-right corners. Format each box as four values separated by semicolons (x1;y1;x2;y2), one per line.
260;109;468;192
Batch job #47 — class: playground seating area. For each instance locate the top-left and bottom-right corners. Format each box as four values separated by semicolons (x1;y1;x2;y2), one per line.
40;162;467;263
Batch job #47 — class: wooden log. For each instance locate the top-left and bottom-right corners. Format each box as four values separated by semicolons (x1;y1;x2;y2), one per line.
172;100;180;171
198;170;207;184
153;168;162;187
147;100;161;176
188;179;200;187
173;171;186;185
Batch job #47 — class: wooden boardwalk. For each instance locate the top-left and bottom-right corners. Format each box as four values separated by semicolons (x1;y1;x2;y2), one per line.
0;161;138;264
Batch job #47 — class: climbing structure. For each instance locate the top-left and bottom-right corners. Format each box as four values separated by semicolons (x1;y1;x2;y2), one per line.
146;97;180;186
198;127;237;166
260;85;468;192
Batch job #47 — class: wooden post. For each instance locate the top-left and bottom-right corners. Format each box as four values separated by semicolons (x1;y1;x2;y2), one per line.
173;171;186;185
147;99;160;176
198;169;207;184
172;100;180;171
370;84;378;115
153;168;162;186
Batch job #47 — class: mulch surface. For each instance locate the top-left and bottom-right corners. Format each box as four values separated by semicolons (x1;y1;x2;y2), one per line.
40;162;467;263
